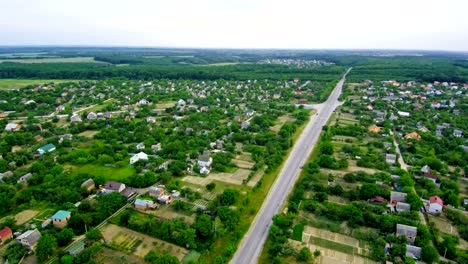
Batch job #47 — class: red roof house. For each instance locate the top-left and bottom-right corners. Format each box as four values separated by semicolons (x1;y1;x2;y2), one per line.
429;196;443;214
0;227;13;244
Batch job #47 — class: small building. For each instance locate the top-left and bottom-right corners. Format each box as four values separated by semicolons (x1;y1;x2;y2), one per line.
136;143;145;150
405;132;421;141
158;195;173;205
17;229;41;251
406;245;422;259
51;210;71;229
385;154;397;165
81;178;95;192
146;116;156;123
17;173;33;185
149;187;164;198
36;143;56;155
121;187;136;198
429;196;443;214
130;152;148;165
0;227;13;244
396;224;417;244
103;181;126;193
200;166;211;175
368;125;382;133
453;129;464;138
67;240;85;256
0;170;14;179
198;154;213;168
424;172;438;183
104;112;112;119
70;114;82;123
87;112;97;120
241;121;250;130
4;123;21;132
134;199;157;211
151;143;162;152
395;202;411;213
390;191;407;203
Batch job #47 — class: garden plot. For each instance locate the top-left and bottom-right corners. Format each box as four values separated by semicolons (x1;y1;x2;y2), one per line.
94;247;142;264
231;158;255;169
144;206;195;224
101;224;188;261
154;101;176;109
247;170;265;187
347;160;380;174
14;209;40;225
270;115;294;132
78;130;99;138
182;168;251;186
302;226;360;248
289;239;377;264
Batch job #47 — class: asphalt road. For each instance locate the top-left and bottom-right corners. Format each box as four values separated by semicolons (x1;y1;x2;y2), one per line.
231;68;351;264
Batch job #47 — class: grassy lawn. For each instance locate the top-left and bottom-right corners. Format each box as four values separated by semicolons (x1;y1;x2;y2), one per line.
68;163;136;182
0;79;77;90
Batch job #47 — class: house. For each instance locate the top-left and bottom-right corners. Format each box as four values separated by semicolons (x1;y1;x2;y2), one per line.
297;99;308;105
0;227;12;244
146;116;156;123
4;123;21;132
397;111;410;117
87;112;97;120
34;135;44;142
405;132;421;141
390;191;407;203
395;202;411;213
396;224;417;244
17;173;33;185
406;245;422;259
453;129;464;138
103;181;126;193
385;154;397;165
149;187;165;198
429;196;443;214
424;172;438;183
70;114;82;122
136;143;145;150
134;199;158;210
17;229;41;251
121;187;136;198
241;121;250;129
130;152;148;165
421;165;431;174
104;111;112;119
368;125;382;133
151;143;162;152
177;99;186;107
67;240;85;256
81;178;95;191
198;154;213;168
50;210;71;229
0;170;14;179
36;143;56;155
158;195;173;204
55;105;65;113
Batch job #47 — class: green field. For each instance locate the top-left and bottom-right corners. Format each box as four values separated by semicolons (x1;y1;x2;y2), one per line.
68;163;136;182
0;79;77;90
0;57;101;64
182;251;201;264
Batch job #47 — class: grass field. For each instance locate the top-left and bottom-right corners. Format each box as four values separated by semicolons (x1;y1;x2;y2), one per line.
67;163;136;182
182;251;201;264
0;79;76;90
0;57;101;64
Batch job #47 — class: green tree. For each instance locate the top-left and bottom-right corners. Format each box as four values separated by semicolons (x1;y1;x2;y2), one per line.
421;245;439;264
85;228;102;241
206;182;216;191
218;189;239;206
56;228;74;247
36;234;57;262
193;214;213;239
297;247;312;262
144;251;180;264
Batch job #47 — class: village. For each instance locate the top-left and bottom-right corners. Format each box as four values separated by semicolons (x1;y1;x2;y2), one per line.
0;77;325;263
265;78;467;264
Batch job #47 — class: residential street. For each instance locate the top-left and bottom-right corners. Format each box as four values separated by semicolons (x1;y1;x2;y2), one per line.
230;68;351;264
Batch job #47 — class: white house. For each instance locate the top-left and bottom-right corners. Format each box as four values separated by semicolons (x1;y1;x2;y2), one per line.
5;123;21;132
429;196;443;214
87;112;97;120
200;166;210;175
198;154;213;168
130;152;148;165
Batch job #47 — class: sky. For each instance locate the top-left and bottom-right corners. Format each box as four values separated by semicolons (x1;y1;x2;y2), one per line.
1;0;468;51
